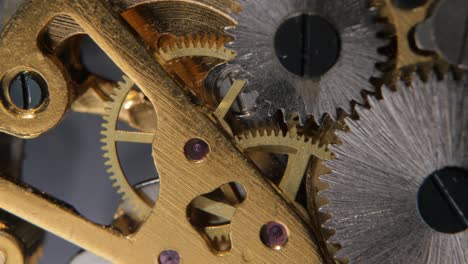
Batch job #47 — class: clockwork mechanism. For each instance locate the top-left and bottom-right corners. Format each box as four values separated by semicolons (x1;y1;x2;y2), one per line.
0;0;467;263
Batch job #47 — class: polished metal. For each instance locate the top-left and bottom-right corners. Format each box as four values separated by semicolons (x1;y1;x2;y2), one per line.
228;0;386;121
320;74;468;263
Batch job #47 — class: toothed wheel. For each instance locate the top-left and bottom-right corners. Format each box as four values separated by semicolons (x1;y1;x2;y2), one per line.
227;0;387;121
101;76;157;221
157;33;236;62
156;32;237;107
234;117;335;215
320;74;468;263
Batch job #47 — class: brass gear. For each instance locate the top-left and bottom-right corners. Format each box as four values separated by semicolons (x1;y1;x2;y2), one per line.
156;33;236;108
157;33;236;62
371;0;449;83
233;117;337;263
101;76;157;221
234;117;335;216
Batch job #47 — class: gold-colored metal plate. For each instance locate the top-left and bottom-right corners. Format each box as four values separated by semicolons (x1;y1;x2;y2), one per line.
0;1;323;263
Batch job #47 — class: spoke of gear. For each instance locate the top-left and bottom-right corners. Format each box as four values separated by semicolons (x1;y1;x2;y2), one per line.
101;76;157;221
234;116;335;216
319;73;468;263
227;0;387;121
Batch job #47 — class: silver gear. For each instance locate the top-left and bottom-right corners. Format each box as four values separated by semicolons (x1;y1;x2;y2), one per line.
320;74;468;263
227;0;386;121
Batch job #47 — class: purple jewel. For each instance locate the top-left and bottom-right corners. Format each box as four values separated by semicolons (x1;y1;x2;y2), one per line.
184;138;210;162
159;250;181;264
260;221;289;250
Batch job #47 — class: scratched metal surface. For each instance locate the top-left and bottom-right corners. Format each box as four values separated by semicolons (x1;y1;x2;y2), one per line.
320;75;468;263
227;0;386;121
1;6;154;262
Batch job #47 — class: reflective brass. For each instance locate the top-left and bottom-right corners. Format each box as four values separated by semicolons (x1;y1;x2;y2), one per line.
0;1;323;263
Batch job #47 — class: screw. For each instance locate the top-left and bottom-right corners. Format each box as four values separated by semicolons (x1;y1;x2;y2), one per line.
417;167;468;233
184;138;210;162
8;71;46;110
158;250;180;264
260;221;289;250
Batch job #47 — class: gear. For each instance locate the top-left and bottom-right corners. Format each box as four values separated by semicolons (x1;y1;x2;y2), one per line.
319;73;468;263
101;76;157;221
156;33;236;107
371;0;450;84
234;116;335;215
158;33;236;62
227;0;386;121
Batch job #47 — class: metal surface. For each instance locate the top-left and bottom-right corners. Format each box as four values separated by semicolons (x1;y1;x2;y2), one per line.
320;74;468;263
371;0;447;84
415;0;468;69
228;0;386;121
101;77;157;220
0;1;323;263
235;122;334;219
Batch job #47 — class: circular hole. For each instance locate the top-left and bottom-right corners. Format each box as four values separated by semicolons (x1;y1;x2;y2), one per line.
7;71;48;111
260;221;289;250
417;167;468;234
393;0;428;9
274;14;341;78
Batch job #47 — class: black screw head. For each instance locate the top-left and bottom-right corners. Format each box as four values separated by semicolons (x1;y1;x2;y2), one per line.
158;250;180;264
7;71;47;111
274;14;341;78
418;167;468;233
184;138;210;162
260;221;289;250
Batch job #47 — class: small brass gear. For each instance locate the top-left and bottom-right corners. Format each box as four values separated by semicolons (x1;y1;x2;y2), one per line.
234;117;337;263
234;117;335;215
156;32;236;108
157;33;236;62
371;0;449;83
101;76;157;221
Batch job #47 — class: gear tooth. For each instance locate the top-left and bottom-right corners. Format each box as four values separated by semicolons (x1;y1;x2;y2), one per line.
250;130;257;137
259;128;267;137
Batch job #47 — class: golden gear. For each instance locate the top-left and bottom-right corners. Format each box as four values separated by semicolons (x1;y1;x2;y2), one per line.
0;0;328;262
101;76;157;221
157;33;236;62
156;32;236;107
371;0;449;83
233;117;337;263
234;116;335;218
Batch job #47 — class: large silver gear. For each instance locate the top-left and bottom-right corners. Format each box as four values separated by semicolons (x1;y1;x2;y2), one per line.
320;74;468;263
227;0;386;121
